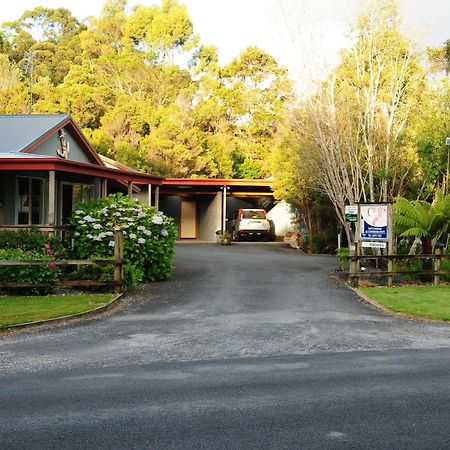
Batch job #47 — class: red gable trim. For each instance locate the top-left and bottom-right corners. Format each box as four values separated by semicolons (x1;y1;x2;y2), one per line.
0;158;163;185
22;116;104;166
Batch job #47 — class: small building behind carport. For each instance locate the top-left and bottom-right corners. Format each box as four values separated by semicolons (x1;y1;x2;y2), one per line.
152;178;276;242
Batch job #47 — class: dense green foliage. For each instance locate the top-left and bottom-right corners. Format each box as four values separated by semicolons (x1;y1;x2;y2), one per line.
69;193;177;283
0;230;65;294
0;0;290;179
0;248;60;294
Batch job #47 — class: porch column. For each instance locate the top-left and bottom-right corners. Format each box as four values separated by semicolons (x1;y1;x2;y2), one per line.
48;170;56;232
101;179;108;198
128;181;133;198
222;185;227;233
155;186;160;210
148;184;152;206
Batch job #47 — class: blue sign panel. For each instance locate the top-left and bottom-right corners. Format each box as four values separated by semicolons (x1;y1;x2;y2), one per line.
360;204;388;241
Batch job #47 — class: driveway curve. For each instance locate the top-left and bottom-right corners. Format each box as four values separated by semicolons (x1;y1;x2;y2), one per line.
1;243;448;375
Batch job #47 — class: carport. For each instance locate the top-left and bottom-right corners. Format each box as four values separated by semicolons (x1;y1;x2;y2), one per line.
158;178;274;241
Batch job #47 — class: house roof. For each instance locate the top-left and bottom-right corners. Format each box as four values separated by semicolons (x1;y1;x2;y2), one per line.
0;114;69;153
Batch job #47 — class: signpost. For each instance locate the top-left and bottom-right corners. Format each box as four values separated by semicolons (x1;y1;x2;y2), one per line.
344;205;358;222
350;202;394;288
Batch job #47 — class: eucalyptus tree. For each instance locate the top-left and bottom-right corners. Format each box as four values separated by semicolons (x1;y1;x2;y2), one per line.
290;0;424;244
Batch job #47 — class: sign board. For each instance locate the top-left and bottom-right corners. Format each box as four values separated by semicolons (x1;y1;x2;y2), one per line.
360;204;388;241
361;241;386;249
344;205;358;222
446;136;450;146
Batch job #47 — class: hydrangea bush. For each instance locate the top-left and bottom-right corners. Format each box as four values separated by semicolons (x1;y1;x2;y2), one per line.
70;194;177;284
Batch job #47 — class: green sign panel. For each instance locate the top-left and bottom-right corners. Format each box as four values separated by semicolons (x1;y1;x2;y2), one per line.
345;213;358;222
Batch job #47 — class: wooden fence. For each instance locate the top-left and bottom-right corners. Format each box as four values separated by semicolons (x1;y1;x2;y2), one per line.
348;248;450;288
0;230;124;294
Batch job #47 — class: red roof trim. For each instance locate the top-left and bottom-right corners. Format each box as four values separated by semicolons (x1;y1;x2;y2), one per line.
162;178;273;187
0;158;163;185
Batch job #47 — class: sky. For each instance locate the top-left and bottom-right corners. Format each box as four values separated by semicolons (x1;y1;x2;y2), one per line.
1;0;449;91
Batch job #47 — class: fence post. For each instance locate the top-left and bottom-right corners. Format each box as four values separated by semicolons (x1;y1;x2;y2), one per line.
434;247;441;287
114;230;124;293
350;244;359;288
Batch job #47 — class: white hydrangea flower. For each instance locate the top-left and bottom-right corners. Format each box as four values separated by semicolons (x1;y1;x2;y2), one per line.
143;229;152;236
87;234;93;239
112;212;121;217
108;240;115;247
110;204;117;209
93;235;103;241
137;212;146;218
138;238;146;244
78;220;85;224
152;215;163;225
106;222;113;227
161;229;168;237
137;225;145;231
129;233;137;239
105;231;114;237
93;223;102;229
75;209;84;215
83;215;96;222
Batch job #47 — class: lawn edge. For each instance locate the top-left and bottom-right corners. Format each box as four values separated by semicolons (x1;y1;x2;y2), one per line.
0;292;125;331
349;285;450;324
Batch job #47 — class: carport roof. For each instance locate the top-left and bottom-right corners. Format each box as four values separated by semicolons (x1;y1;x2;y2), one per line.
161;178;274;197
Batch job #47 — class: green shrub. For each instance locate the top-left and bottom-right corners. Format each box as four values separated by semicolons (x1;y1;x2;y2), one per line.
0;248;60;295
311;228;337;254
0;229;66;256
69;193;177;286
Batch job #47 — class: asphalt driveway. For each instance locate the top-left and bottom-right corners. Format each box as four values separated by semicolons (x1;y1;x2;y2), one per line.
1;243;448;374
1;243;450;449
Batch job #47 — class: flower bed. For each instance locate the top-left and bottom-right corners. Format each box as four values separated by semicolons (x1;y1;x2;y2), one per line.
70;194;177;286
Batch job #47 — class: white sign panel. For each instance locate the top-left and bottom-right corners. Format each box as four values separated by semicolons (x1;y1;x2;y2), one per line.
345;205;358;215
360;204;388;241
361;241;386;249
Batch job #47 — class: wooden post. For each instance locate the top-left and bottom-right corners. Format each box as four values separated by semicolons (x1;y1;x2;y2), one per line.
387;203;394;288
101;179;108;198
128;182;133;198
114;229;124;294
349;244;359;288
48;170;56;236
148;184;152;206
155;186;160;210
434;247;441;286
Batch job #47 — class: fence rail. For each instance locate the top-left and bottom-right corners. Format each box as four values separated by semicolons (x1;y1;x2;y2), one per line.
348;249;449;288
0;230;124;293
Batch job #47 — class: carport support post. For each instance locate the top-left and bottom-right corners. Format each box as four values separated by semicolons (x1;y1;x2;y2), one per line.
128;182;133;198
148;184;152;206
48;170;55;235
222;185;227;233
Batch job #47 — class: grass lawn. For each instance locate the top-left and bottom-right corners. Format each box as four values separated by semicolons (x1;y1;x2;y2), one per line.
0;293;115;328
359;286;450;321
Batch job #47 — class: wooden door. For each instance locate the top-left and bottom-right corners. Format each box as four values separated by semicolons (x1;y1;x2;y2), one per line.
180;201;197;238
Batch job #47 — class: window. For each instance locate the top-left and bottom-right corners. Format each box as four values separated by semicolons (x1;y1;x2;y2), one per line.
17;177;43;225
